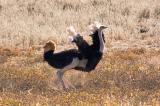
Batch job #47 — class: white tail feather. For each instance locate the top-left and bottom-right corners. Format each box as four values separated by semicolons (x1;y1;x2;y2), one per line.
68;36;74;43
67;26;77;36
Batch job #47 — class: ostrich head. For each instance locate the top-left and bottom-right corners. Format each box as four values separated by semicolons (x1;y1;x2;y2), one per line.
43;40;56;53
89;21;107;34
89;21;107;43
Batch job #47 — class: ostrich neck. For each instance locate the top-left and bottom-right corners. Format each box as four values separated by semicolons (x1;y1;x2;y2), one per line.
98;30;105;53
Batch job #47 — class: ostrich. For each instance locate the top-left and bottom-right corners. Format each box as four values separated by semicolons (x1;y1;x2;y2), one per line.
43;22;107;89
68;22;107;71
43;41;82;89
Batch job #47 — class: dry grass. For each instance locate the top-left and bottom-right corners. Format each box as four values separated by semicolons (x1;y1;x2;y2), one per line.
0;0;159;48
0;47;160;105
0;0;160;105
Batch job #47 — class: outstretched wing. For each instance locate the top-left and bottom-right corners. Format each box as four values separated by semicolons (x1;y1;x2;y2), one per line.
71;34;91;58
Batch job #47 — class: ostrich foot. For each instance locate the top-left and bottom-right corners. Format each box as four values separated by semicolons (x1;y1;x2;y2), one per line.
63;77;76;90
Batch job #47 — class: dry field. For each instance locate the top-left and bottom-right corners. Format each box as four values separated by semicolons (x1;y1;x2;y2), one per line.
0;0;160;105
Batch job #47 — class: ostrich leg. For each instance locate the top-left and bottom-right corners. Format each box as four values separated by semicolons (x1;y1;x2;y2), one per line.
63;77;75;89
57;70;67;89
57;70;75;89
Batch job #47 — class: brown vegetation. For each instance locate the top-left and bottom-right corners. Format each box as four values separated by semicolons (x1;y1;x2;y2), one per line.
0;47;160;105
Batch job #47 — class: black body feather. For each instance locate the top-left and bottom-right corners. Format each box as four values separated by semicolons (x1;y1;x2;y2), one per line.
72;34;91;58
91;31;105;51
44;49;82;69
73;30;105;72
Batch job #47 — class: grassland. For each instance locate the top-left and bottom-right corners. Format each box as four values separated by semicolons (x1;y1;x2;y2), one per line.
0;0;160;105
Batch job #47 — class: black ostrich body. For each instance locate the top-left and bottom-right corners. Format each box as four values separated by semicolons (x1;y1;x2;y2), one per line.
73;30;105;72
44;49;82;69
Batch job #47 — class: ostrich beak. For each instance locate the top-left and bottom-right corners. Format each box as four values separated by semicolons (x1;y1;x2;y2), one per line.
100;25;108;29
